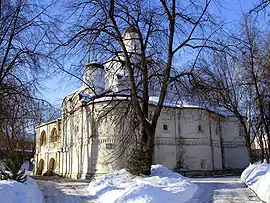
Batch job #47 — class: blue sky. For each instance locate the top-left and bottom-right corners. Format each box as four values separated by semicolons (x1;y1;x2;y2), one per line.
41;0;261;108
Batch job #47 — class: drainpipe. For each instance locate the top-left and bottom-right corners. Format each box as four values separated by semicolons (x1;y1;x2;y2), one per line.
208;112;214;170
219;116;225;170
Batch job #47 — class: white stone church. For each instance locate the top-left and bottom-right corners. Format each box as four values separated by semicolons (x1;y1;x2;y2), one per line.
35;26;249;178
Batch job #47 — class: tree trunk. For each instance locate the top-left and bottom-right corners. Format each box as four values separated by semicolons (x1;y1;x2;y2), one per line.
267;138;270;163
244;134;254;164
259;136;265;162
247;144;254;164
144;128;155;175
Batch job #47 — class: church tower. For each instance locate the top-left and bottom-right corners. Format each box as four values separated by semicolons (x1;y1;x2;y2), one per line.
122;25;141;55
83;61;105;93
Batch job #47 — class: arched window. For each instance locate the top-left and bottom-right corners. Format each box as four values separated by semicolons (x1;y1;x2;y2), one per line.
163;124;168;131
48;158;56;171
197;124;203;132
50;128;58;142
37;159;45;175
40;131;46;146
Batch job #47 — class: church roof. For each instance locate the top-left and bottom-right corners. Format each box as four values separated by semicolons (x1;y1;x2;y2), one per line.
86;62;104;69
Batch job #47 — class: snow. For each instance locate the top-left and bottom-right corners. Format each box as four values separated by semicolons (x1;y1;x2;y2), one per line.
0;160;41;203
191;177;261;202
36;176;261;203
36;180;92;203
241;161;270;203
87;164;198;203
148;96;201;108
0;177;44;203
79;92;95;103
74;90;234;117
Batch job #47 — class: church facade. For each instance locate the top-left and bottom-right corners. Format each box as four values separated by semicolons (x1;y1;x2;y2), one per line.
34;27;249;178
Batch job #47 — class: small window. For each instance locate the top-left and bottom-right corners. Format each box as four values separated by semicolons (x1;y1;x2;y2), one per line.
163;124;168;131
106;143;112;149
197;124;203;132
215;126;219;135
116;74;123;80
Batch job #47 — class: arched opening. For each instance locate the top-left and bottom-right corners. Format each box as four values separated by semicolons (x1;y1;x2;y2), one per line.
37;159;44;175
163;124;168;131
48;158;56;172
50;128;58;142
197;124;203;132
40;131;46;146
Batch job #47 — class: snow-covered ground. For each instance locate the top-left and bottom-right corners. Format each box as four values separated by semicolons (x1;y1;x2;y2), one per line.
36;165;198;203
0;177;44;203
34;165;262;203
0;160;43;203
191;176;261;203
87;164;198;203
36;175;261;203
241;161;270;203
36;180;93;203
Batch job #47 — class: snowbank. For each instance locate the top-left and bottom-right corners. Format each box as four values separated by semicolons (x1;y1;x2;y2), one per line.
0;177;44;203
87;164;198;203
241;161;270;203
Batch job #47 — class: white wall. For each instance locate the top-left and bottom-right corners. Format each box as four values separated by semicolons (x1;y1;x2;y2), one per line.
36;99;250;178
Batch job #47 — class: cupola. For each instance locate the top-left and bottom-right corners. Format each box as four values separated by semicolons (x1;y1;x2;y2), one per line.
83;61;105;93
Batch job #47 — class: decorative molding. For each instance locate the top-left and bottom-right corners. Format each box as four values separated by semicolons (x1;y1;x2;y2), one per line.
60;137;230;148
179;138;210;146
222;141;246;148
212;140;221;147
155;139;176;145
155;138;215;146
36;136;245;155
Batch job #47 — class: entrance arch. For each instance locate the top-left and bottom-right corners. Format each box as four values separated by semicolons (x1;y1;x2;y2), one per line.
37;159;44;175
48;158;56;172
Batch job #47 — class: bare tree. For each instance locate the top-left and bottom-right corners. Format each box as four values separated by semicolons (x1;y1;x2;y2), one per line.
192;14;270;163
0;0;57;87
58;0;225;175
192;52;256;163
0;0;60;163
239;15;270;161
250;0;270;13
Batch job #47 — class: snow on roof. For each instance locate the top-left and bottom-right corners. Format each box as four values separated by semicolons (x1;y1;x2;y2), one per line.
79;93;234;117
148;96;201;108
36;118;61;128
79;92;95;103
61;84;234;118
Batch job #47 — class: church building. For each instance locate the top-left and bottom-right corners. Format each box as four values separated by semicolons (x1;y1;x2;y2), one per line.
34;26;249;178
